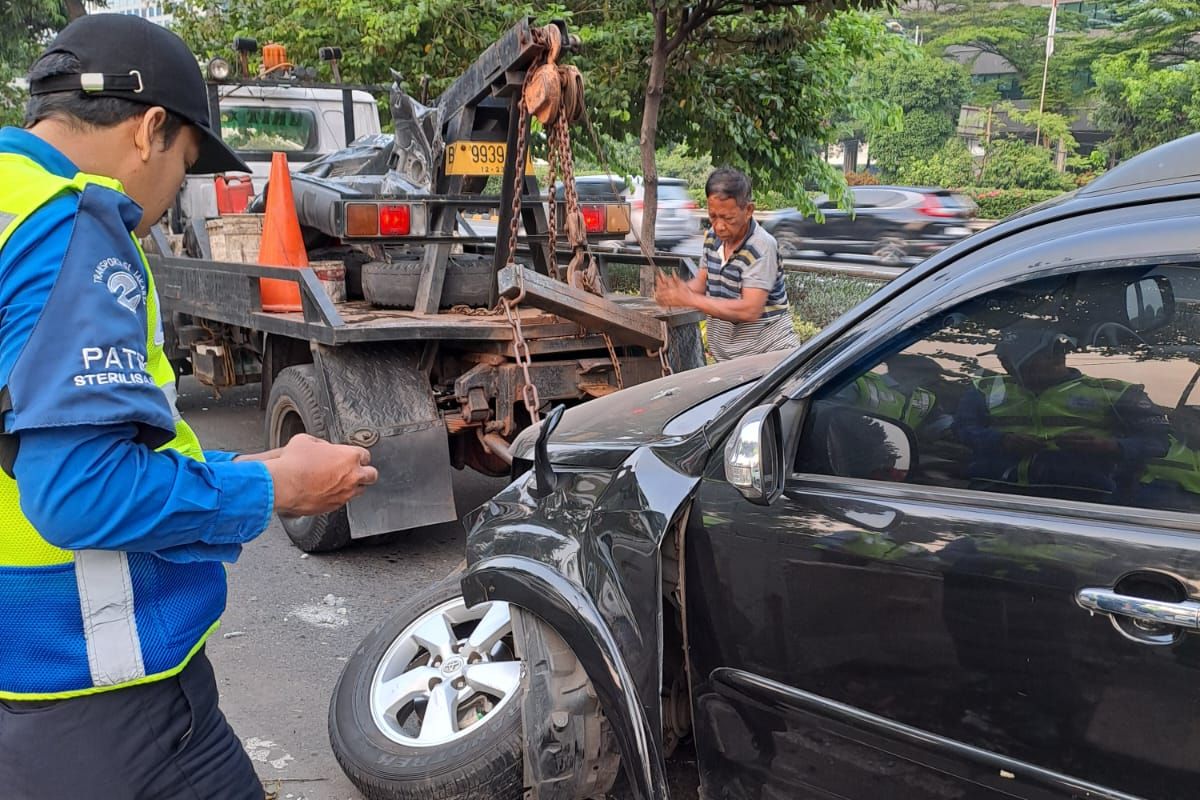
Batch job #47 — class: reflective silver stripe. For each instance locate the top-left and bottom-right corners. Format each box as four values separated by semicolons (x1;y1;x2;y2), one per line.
986;377;1007;409
75;550;146;686
161;379;183;423
0;210;16;237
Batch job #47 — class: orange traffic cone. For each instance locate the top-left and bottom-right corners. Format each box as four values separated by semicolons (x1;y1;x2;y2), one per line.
258;152;305;312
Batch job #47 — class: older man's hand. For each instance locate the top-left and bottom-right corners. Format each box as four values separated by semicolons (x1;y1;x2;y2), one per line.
655;272;695;308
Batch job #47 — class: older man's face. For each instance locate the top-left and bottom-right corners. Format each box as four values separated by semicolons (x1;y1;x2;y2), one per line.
707;194;754;245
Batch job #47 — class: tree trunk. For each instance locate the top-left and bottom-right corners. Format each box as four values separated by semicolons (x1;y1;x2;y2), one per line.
637;9;669;297
63;0;88;21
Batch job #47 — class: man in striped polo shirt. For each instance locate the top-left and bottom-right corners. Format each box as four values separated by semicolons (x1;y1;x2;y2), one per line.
655;168;799;361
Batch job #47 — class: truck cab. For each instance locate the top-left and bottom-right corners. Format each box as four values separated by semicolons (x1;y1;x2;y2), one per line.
176;46;383;224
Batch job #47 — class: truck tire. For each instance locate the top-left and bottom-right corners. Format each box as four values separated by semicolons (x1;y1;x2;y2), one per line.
362;254;494;309
329;572;619;800
668;320;706;372
265;365;351;552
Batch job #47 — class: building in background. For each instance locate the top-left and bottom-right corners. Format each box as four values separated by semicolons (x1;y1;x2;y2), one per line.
87;0;171;26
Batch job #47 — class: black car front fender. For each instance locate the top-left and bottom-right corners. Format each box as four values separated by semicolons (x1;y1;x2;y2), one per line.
461;555;668;800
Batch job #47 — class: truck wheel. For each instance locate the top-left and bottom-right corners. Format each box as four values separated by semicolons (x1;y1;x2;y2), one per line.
265;365;351;552
329;572;619;800
668;321;706;372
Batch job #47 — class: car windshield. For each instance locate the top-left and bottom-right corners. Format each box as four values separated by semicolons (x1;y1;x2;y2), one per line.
658;184;692;202
221;106;318;153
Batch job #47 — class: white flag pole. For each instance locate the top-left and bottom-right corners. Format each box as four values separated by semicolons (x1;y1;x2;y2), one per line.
1037;0;1058;144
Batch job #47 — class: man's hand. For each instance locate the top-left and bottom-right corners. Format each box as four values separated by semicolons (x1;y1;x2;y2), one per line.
1055;431;1120;456
655;272;696;308
1002;432;1044;456
263;434;378;517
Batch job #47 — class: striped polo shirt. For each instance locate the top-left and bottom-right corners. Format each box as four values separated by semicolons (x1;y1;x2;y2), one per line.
703;219;800;361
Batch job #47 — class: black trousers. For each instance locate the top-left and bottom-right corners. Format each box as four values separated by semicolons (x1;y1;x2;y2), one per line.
0;648;264;800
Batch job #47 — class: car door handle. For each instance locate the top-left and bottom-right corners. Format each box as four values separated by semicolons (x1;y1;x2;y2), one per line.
1077;587;1200;631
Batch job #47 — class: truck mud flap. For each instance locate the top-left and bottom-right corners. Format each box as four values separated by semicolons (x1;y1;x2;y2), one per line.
313;343;456;537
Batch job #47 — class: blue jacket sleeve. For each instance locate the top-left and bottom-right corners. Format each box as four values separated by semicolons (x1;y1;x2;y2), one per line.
0;185;274;562
14;423;273;560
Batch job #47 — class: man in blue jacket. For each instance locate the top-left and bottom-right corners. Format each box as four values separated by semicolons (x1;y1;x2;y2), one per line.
0;15;378;799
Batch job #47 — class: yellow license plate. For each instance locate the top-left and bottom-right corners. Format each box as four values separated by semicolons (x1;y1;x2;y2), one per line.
444;141;533;176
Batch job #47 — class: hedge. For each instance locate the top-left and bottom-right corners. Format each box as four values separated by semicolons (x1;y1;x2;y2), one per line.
955;187;1067;221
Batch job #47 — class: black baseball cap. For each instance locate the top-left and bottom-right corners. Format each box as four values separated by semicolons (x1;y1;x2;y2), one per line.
28;14;249;175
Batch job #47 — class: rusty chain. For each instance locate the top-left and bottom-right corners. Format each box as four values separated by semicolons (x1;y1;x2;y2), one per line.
600;332;624;390
502;297;541;422
499;37;543;423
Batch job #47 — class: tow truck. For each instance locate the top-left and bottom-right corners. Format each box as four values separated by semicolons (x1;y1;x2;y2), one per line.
146;19;704;552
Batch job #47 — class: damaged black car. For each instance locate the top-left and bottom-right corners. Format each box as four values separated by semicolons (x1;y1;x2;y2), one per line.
330;133;1200;800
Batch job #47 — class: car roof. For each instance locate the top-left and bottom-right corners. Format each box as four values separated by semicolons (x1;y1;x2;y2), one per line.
1078;132;1200;196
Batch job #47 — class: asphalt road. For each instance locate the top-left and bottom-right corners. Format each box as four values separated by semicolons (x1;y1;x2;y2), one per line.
178;378;700;800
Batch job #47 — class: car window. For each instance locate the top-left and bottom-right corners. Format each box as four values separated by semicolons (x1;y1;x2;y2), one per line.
221;106;318;153
557;178;625;200
658;184;692;202
795;261;1200;514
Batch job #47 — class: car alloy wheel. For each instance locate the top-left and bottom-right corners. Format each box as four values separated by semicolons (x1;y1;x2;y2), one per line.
873;236;908;266
369;596;520;747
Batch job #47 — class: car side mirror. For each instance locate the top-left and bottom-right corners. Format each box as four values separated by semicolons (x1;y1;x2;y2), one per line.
821;407;916;482
725;405;784;505
1125;275;1175;333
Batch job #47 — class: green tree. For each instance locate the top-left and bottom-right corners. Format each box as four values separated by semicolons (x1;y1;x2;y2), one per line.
980;137;1071;190
1075;0;1200;65
871;110;954;179
1092;51;1200;162
898;136;975;186
1;1;92;127
857;45;971;179
908;0;1087;110
170;1;895;293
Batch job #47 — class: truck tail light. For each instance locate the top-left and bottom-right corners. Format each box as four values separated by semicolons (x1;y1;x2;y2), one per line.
632;199;645;210
379;204;411;235
581;204;606;234
606;203;631;234
344;202;415;237
345;203;379;236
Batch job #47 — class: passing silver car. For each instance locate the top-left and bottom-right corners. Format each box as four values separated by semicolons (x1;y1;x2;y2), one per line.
627;177;701;250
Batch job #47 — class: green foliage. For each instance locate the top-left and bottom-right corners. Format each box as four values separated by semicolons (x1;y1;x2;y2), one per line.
1092;51;1200;163
169;2;894;212
912;0;1087;110
856;45;971;182
0;0;72;127
871;109;954;180
980;138;1073;191
1001;103;1077;153
897;136;976;187
957;186;1066;219
785;272;882;329
1075;0;1200;66
646;8;895;213
859;44;972;118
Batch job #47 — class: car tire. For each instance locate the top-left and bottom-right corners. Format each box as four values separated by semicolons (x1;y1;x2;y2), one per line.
668;321;707;372
329;572;524;800
774;226;805;258
362;255;494;309
872;236;908;266
265;365;351;552
329;572;619;800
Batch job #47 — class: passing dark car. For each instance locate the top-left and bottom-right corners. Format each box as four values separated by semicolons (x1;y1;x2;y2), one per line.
330;133;1200;800
763;185;977;265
